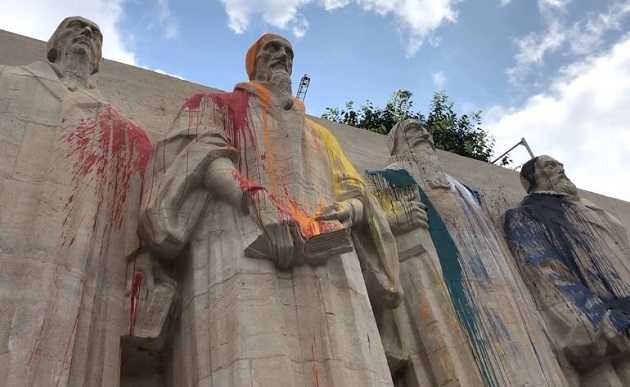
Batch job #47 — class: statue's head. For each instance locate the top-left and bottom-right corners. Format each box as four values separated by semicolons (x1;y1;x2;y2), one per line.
387;118;435;157
47;16;103;75
520;155;578;196
245;33;293;83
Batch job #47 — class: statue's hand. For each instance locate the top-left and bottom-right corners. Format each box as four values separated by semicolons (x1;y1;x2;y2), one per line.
386;199;428;233
263;221;295;270
407;200;428;229
316;199;362;228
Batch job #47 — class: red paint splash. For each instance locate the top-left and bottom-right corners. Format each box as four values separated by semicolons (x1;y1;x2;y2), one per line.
62;105;152;245
182;90;256;175
128;271;145;336
181;86;338;241
233;169;265;193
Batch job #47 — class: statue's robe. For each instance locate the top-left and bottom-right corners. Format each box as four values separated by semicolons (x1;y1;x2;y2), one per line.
140;82;399;387
0;62;152;386
387;157;569;387
367;169;484;387
504;193;630;365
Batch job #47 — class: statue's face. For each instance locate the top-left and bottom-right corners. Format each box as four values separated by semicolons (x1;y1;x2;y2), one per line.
255;37;294;82
534;155;577;195
402;120;434;153
54;17;102;69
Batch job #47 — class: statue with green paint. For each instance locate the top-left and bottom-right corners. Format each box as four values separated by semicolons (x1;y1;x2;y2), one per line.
380;119;570;386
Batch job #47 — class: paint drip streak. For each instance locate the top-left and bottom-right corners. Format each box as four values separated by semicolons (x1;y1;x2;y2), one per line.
62;105;152;246
181;90;346;240
367;169;500;385
129;271;145;336
418;185;502;387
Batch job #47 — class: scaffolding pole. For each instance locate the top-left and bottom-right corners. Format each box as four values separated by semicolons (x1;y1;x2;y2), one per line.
491;138;535;164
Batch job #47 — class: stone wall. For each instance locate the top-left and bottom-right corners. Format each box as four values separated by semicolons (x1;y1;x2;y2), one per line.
2;28;629;231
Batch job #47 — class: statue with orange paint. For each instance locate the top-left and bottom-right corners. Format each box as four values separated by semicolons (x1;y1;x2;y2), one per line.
137;33;401;386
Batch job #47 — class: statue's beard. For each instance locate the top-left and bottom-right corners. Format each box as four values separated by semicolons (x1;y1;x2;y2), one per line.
553;177;578;197
67;38;98;71
267;70;293;109
393;143;450;190
269;70;291;94
57;44;96;89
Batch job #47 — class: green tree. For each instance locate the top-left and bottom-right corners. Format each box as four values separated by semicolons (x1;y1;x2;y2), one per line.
322;90;500;163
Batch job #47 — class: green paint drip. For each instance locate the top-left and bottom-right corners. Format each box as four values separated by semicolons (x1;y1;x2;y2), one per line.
417;186;501;387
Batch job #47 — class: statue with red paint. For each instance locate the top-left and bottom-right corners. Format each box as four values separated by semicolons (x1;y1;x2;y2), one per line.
138;33;401;386
0;17;152;385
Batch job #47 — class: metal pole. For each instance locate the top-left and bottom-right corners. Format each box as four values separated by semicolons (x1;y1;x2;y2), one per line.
520;137;535;158
491;138;535;164
491;141;522;164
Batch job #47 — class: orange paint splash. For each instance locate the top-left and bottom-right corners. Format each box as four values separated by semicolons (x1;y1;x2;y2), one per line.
287;201;321;239
232;170;330;239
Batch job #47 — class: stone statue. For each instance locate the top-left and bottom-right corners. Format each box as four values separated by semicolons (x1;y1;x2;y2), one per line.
505;155;630;386
366;168;484;387
0;17;152;386
384;119;570;387
138;33;401;386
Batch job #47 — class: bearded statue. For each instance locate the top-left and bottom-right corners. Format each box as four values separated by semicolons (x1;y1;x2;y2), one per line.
0;17;151;386
505;155;630;386
136;33;401;386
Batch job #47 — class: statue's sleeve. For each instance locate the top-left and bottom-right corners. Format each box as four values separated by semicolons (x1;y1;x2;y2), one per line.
306;118;401;308
139;94;239;258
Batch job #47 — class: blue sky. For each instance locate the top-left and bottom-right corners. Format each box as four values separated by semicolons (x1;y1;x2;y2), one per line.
2;0;630;201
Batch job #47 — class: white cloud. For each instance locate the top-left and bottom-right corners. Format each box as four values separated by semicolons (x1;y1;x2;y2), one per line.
219;0;310;34
487;34;630;201
139;65;185;80
508;0;630;83
0;0;136;65
158;0;179;39
292;14;309;38
219;0;458;55
568;1;630;55
538;0;571;12
499;0;512;6
433;70;446;89
154;68;184;80
507;20;566;82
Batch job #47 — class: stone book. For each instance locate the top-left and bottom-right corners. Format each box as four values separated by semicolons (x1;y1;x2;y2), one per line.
244;220;353;265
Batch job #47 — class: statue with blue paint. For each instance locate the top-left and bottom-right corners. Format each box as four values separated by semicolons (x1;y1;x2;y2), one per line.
505;155;630;386
378;119;569;386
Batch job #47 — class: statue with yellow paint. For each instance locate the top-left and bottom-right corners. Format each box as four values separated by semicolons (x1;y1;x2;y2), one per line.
137;33;401;386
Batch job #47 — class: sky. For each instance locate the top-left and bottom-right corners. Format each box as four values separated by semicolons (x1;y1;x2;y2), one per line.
1;0;629;201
